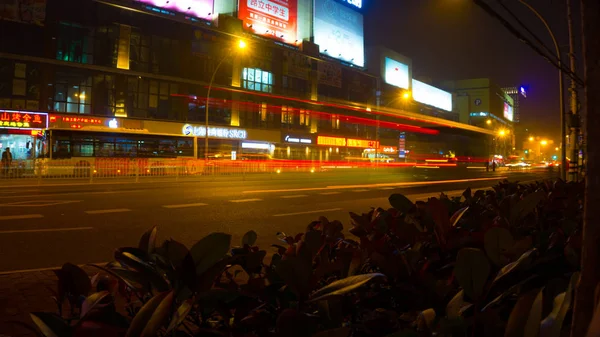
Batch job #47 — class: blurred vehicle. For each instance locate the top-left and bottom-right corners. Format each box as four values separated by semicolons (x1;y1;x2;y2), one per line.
505;159;531;169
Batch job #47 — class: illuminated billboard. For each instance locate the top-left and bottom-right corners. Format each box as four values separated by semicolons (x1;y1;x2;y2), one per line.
314;0;364;67
412;79;452;112
384;57;409;89
238;0;297;43
135;0;214;20
503;102;514;121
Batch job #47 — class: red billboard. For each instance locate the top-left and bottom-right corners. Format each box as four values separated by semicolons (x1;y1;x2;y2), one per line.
238;0;297;43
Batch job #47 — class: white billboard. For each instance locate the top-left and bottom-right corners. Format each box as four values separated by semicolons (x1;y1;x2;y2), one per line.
503;102;514;121
412;79;452;112
384;57;409;89
314;0;364;67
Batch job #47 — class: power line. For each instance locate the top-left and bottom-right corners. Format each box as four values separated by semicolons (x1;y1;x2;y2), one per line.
473;0;583;86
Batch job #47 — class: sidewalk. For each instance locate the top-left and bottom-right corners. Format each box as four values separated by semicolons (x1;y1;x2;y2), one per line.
0;269;62;337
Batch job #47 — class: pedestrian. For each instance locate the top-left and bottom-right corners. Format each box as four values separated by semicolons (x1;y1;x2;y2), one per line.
1;147;12;177
492;160;496;172
485;160;490;172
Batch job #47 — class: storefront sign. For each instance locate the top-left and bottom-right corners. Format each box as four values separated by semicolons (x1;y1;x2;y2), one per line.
317;136;346;147
59;117;102;124
0;110;47;130
284;135;312;144
317;136;377;148
108;119;119;129
135;0;214;20
347;138;378;148
314;0;364;67
381;146;397;153
238;0;298;43
399;132;406;158
182;124;247;139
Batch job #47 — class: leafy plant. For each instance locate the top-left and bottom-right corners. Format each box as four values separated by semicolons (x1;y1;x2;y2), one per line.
22;179;588;337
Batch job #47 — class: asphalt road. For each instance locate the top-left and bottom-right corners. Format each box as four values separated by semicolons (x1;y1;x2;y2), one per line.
0;168;555;273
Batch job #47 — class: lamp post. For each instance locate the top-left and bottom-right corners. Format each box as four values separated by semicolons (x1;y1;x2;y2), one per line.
204;39;247;161
518;0;566;179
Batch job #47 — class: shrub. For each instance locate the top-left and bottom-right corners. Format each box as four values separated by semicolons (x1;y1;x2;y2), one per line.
23;180;585;337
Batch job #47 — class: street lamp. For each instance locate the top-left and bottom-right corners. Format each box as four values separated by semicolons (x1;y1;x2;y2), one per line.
402;91;411;100
486;119;492;125
529;136;535;142
205;39;247;161
518;0;566;179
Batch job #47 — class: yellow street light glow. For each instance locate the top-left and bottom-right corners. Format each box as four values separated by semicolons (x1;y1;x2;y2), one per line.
402;92;411;100
540;140;548;146
486;119;492;125
529;136;535;141
498;129;506;136
238;40;247;49
555;147;559;151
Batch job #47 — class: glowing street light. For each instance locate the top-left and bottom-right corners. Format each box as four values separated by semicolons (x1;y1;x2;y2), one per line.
486;119;492;125
402;91;411;100
498;129;509;137
540;140;548;146
205;39;248;160
529;136;535;141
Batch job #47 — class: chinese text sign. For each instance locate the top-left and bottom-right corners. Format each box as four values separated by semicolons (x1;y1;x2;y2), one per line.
239;0;298;43
0;110;48;130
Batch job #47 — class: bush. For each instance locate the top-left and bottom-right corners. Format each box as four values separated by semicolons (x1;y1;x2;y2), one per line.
23;180;585;337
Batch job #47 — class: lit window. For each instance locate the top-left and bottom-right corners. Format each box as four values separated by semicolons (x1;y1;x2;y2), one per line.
243;68;273;93
331;114;340;129
281;106;293;124
299;109;310;126
260;103;267;122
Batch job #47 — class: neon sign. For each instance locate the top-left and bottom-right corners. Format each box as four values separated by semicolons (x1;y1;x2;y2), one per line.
347;138;379;149
61;117;102;124
317;136;346;147
182;124;247;139
284;135;312;144
0;110;48;130
317;136;378;148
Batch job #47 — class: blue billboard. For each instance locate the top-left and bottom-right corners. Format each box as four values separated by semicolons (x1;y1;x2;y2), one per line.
314;0;364;67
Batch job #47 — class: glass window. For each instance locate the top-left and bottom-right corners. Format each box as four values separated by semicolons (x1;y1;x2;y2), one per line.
242;68;272;93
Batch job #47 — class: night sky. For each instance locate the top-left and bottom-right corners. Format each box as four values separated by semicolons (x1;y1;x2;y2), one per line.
364;0;580;143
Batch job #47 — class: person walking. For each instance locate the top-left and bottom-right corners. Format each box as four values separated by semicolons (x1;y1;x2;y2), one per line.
1;147;12;177
492;160;496;172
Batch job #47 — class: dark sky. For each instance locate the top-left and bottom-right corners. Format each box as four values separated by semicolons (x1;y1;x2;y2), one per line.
364;0;580;142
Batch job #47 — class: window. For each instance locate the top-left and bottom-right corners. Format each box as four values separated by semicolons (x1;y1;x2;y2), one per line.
260;103;267;122
243;68;273;93
331;114;340;130
281;106;293;124
299;109;310;126
53;72;92;114
56;22;94;65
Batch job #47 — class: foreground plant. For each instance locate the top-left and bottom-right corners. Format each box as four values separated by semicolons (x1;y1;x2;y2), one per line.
22;179;588;337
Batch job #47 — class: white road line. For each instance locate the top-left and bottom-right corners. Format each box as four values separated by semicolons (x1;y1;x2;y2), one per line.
319;192;341;195
281;195;308;199
0;190;140;200
0;200;82;207
353;189;370;192
163;203;208;209
379;187;395;190
0;214;44;221
273;208;344;217
85;208;131;215
230;198;263;203
0;227;93;235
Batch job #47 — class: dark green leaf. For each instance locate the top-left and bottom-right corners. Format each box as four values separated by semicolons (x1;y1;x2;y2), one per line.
454;248;490;300
125;291;171;337
484;227;515;267
276;256;313;297
510;190;546;224
138;226;158;254
88;264;146;292
504;288;543;337
450;206;469;227
141;290;175;337
491;249;537;286
114;249;170;292
30;312;70;337
524;288;543;337
312;327;351;337
242;230;258;246
61;263;92;298
166;299;193;333
540;272;579;337
80;291;111;319
389;194;414;213
462;187;472;200
190;233;232;275
157;239;189;270
447;290;471;319
304;230;323;258
309;273;386;302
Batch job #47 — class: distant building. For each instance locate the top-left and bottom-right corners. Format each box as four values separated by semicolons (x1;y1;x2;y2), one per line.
501;86;526;123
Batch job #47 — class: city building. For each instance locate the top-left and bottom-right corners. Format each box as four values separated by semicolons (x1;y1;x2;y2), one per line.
502;86;527;150
0;0;493;168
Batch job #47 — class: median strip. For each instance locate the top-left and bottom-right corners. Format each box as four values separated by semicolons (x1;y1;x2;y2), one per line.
229;198;263;203
0;214;44;221
273;208;344;217
85;209;132;215
163;203;208;209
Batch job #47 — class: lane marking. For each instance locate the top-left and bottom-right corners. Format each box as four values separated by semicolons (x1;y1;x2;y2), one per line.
230;198;263;203
379;187;395;190
85;208;131;215
273;208;343;217
281;195;308;199
320;192;341;195
0;200;82;207
243;177;508;194
0;214;44;221
0;227;93;235
163;203;208;209
353;189;369;192
0;190;140;200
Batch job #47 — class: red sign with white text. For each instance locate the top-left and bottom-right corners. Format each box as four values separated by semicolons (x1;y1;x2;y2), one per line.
238;0;297;43
0;110;48;130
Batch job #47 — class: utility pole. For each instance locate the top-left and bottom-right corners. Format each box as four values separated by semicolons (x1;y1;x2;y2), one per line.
570;0;600;335
566;0;580;181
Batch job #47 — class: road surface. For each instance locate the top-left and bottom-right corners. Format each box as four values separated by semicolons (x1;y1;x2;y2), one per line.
0;168;554;273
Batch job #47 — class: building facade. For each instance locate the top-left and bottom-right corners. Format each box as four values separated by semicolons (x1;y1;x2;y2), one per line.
0;0;492;166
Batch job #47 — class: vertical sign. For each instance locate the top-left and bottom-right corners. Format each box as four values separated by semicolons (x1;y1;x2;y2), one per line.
399;132;406;158
238;0;298;43
117;25;131;70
